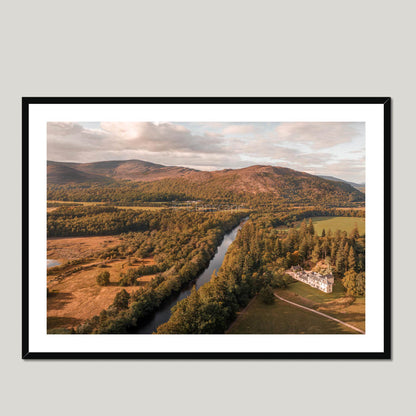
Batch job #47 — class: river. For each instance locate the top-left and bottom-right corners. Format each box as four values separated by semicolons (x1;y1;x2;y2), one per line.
136;219;246;334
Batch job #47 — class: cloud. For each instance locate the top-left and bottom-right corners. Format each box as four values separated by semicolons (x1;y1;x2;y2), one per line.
100;122;223;153
47;121;365;182
222;124;257;135
274;122;364;150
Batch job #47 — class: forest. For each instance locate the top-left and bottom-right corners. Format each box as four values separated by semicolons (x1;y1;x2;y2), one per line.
47;177;364;208
157;217;365;333
57;208;248;333
57;208;365;334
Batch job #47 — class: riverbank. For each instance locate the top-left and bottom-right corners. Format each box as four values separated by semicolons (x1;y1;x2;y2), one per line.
136;219;246;333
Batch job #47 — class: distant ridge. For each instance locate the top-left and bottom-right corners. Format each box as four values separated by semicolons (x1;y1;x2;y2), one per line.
48;159;197;182
47;159;364;204
318;175;365;192
47;162;113;184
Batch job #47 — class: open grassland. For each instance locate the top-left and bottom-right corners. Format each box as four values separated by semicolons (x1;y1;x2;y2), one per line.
309;216;365;236
47;200;166;211
47;256;156;331
227;295;357;334
48;200;106;206
278;281;365;332
277;216;365;236
48;235;122;263
228;280;365;334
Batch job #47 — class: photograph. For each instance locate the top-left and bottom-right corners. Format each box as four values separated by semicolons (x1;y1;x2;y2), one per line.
23;97;390;358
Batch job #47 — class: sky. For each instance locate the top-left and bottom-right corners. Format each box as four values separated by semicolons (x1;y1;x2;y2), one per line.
47;121;365;183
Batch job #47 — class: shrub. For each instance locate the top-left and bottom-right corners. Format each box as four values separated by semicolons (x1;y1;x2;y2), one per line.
112;289;130;310
96;271;110;286
259;285;275;305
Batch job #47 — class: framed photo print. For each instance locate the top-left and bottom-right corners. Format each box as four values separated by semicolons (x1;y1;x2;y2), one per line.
22;97;391;358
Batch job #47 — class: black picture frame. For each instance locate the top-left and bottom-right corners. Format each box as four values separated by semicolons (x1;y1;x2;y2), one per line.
22;97;391;359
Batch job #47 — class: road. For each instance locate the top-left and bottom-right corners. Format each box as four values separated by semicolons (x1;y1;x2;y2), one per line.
273;293;365;334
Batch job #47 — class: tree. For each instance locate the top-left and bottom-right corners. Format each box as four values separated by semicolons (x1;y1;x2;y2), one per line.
258;285;275;304
112;289;130;310
299;219;308;238
311;242;321;263
307;218;315;235
335;250;346;277
342;270;357;295
348;246;356;271
356;272;365;295
299;238;309;260
96;271;110;286
349;224;360;240
342;270;365;296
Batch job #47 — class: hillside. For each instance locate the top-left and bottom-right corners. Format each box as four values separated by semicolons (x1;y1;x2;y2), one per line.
318;175;365;192
135;165;364;204
47;160;364;206
48;160;197;182
47;162;113;184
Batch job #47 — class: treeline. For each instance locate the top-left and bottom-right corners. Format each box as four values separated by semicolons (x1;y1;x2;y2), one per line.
48;205;248;238
47;178;364;209
251;208;365;230
48;206;153;237
157;221;270;333
157;217;365;334
75;210;247;333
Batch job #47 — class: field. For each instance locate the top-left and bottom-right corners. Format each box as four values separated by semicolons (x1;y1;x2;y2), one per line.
47;200;167;212
227;280;365;334
47;257;156;331
309;216;365;236
47;234;158;332
277;216;365;236
47;235;121;263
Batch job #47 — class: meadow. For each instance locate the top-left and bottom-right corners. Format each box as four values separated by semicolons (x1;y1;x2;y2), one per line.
227;280;365;334
277;216;365;236
310;216;365;236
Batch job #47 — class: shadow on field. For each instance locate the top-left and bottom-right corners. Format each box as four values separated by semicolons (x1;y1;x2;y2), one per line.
47;316;81;332
47;291;73;310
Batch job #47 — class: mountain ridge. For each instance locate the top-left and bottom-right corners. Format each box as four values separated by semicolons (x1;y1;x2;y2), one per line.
47;159;364;204
48;159;197;183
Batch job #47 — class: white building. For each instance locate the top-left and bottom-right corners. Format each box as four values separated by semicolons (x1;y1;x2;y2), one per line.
287;266;334;293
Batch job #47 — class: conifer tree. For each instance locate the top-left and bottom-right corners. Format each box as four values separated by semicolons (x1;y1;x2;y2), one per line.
311;242;321;263
307;218;315;235
335;249;346;277
348;246;356;271
350;224;360;240
299;238;309;260
299;219;308;238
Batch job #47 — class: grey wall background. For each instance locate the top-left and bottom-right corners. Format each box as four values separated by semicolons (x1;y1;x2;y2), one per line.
1;1;413;415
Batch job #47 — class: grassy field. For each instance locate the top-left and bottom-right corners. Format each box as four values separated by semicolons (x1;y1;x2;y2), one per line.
277;216;365;236
309;216;365;236
227;280;365;334
47;234;158;332
47;256;156;332
227;295;357;334
47;235;121;263
47;200;166;211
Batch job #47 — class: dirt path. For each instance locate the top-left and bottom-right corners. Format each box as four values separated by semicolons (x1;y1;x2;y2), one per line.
274;293;365;334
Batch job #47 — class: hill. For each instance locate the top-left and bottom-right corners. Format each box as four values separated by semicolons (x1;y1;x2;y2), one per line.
136;165;364;203
47;160;364;206
47;162;113;184
48;160;197;182
318;175;365;192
